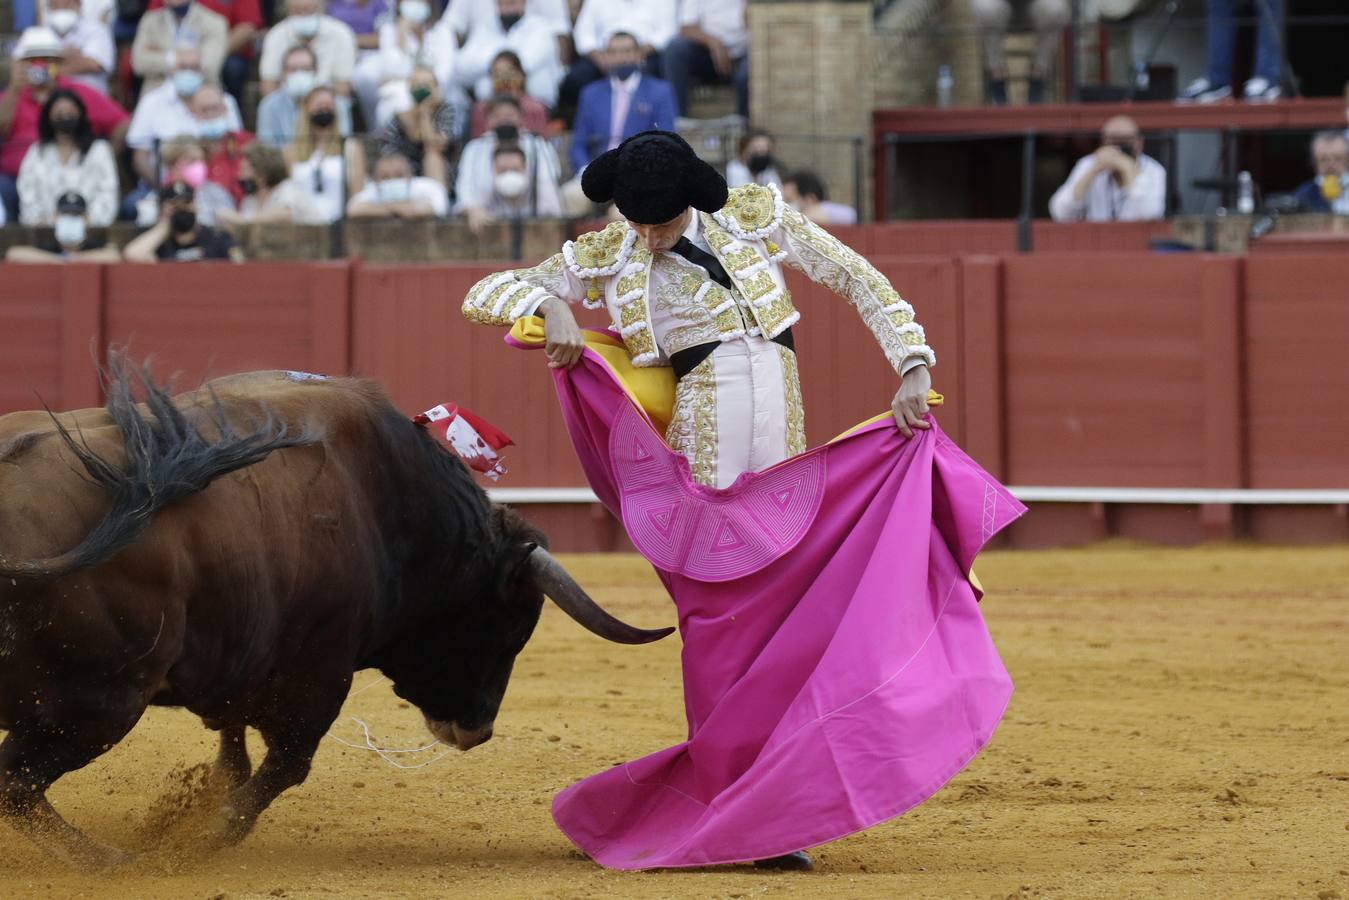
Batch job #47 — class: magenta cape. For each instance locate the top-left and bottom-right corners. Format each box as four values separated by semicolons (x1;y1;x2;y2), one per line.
514;333;1025;869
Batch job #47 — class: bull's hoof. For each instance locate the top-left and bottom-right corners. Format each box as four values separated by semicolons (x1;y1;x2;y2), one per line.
206;803;256;848
753;850;814;871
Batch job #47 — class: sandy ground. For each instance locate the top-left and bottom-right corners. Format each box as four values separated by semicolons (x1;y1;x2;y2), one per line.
0;543;1346;900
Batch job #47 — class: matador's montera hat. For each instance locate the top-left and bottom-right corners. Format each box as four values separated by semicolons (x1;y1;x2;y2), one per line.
580;130;728;225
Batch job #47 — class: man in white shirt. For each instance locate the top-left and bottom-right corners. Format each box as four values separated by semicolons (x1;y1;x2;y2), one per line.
450;0;566;108
664;0;748;118
259;0;358;98
441;0;570;44
482;143;562;219
1049;116;1167;223
44;0;115;94
454;94;562;232
347;151;449;218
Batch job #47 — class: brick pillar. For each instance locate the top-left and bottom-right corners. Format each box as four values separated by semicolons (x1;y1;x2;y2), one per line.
749;0;874;219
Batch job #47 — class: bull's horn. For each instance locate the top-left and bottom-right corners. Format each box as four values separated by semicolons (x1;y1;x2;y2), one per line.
527;547;674;645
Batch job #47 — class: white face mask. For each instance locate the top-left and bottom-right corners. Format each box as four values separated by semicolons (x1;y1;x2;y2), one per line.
285;69;317;100
172;68;204;97
400;0;430;24
55;214;86;247
291;14;320;38
47;9;80;35
376;178;411;203
494;169;528;199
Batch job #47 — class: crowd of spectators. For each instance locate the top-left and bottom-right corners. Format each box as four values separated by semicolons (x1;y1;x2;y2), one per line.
2;0;799;259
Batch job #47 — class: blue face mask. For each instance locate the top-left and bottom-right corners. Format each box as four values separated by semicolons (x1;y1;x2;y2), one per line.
199;116;230;140
173;68;204;97
609;63;639;81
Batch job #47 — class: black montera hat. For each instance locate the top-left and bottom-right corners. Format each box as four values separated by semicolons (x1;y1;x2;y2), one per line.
580;130;728;224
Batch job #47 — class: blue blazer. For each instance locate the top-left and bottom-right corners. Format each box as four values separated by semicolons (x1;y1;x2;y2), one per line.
570;75;678;173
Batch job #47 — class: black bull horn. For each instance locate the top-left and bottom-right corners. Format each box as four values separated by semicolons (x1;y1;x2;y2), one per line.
527;547;674;644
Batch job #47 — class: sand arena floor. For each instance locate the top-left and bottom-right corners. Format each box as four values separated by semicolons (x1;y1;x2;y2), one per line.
0;543;1345;899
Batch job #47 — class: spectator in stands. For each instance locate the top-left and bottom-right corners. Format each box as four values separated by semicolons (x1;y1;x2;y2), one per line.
782;169;858;226
16;88;119;226
452;0;567;109
374;65;454;185
971;0;1069;105
326;0;390;53
353;0;457;129
260;0;359;100
193;84;254;205
0;27;129;224
468;50;550;137
346;150;450;218
125;180;243;261
145;0;264;105
726;129;782;188
1049;116;1166;222
455;93;562;233
569;31;676;174
159;134;236;224
1179;0;1285;103
217;142;325;225
132;0;229;93
286;85;369;223
1291;131;1349;214
664;0;748;118
4;191;122;263
441;0;570;48
557;0;678;121
44;0;116;95
473;142;561;221
256;45;354;148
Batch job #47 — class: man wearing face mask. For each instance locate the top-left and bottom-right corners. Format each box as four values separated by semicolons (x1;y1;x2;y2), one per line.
1049;116;1167;223
454;94;563;234
0;27;129;224
345;150;449;218
260;0;359;99
452;0;566;109
483;143;560;220
125;180;244;262
256;45;354;148
4;191;122;263
44;0;116;95
468;50;550;138
192;83;255;204
132;0;230;93
570;32;677;175
1291;132;1349;215
144;0;264;106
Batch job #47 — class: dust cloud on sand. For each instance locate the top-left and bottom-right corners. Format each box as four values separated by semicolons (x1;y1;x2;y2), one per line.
0;544;1345;899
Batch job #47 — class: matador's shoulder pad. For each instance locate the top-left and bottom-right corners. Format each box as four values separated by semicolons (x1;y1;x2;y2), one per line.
562;220;638;278
711;183;786;241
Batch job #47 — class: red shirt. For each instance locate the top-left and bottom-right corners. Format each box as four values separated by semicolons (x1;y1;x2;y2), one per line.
206;130;254;203
0;79;129;177
147;0;264;59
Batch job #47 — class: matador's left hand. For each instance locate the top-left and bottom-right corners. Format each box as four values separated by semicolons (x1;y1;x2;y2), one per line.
892;365;932;439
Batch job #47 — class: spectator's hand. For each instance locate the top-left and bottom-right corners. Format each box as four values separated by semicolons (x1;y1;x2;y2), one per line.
422;129;449;155
891;365;932;439
1093;145;1138;183
539;297;585;369
9;56;24;88
706;37;733;78
466;206;496;235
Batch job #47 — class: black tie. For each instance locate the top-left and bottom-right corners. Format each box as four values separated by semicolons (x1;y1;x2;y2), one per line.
671;237;733;291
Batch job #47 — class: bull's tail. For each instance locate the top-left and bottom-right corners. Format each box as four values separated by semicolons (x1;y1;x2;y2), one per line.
0;354;315;580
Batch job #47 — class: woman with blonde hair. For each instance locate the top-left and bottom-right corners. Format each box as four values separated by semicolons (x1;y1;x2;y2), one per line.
285;84;367;223
159;135;236;226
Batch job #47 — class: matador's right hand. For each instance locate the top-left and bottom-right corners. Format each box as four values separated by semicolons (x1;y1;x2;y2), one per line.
539;297;585;369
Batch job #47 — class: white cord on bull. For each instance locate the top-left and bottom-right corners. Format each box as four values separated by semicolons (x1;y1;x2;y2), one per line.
325;675;454;770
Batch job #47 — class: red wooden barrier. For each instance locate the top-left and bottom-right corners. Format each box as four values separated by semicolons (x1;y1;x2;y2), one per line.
1031;220;1171;252
0;265;102;414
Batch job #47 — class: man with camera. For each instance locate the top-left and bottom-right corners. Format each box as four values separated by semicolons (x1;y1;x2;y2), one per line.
1049;115;1166;222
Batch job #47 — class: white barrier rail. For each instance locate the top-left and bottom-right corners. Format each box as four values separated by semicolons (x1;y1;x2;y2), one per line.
487;487;1349;505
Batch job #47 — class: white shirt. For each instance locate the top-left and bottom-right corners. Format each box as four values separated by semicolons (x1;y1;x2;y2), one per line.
443;0;570;41
679;0;748;58
607;72;640;150
239;178;325;224
16;139;119;226
726;159;782;190
1049;152;1167;222
52;17;115;94
349;176;450;217
454;132;562;213
260;15;359;86
573;0;678;55
453;13;565;106
126;80;244;151
290;151;349;224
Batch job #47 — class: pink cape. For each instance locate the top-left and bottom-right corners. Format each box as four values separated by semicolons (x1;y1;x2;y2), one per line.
518;336;1026;869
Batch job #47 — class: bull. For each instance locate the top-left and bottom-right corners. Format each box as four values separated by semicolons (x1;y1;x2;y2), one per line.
0;358;671;870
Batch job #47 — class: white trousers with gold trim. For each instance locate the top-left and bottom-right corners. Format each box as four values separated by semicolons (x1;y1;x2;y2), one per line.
664;335;806;489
